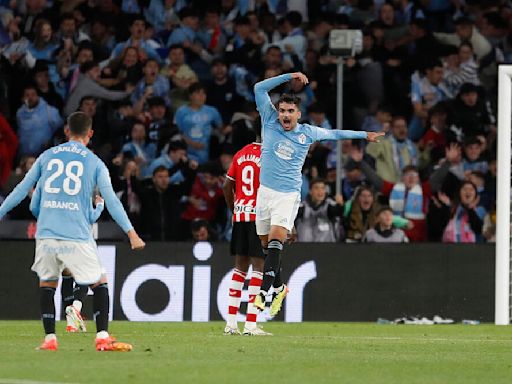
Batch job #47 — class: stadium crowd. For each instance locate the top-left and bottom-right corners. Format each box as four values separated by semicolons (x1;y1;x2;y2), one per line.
0;0;509;243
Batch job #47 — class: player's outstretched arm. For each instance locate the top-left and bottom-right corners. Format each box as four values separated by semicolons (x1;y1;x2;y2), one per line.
0;158;41;220
312;126;385;142
97;165;145;250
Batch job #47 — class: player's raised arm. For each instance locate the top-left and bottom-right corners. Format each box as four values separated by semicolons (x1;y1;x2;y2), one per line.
312;126;385;142
0;157;42;220
96;164;145;250
254;72;308;124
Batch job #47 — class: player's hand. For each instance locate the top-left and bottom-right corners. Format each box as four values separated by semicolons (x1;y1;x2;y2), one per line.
94;195;104;206
366;132;385;143
128;230;146;251
291;72;309;85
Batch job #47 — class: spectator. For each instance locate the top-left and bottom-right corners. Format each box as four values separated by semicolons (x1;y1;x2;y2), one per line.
354;144;460;241
206;58;240;124
230;102;260;152
16;83;63;157
174;82;223;164
461;136;489;175
112;159;143;232
482;208;496;243
441;181;486;243
26;18;59;63
449;83;496;139
197;7;227;56
225;16;264;73
145;139;197;181
365;116;418;183
140;166;178;241
55;12;90;48
121;122;158;175
180;161;224;239
364;206;409;243
443;42;480;96
143;0;181;33
191;218;218;242
145;96;176;152
269;11;307;65
0;113;18;190
409;58;449;141
161;44;198;112
166;7;200;48
295;178;344;242
110;15;162;64
102;46;144;91
89;16;116;61
360;105;392;133
434;17;492;60
32;60;64;112
131;58;170;113
64;60;129;116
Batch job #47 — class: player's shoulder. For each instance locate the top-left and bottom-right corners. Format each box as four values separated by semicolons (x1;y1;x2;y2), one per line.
236;143;262;158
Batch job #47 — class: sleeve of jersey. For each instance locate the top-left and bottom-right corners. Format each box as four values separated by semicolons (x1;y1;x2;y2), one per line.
254;73;292;124
226;157;236;181
89;202;104;223
312;126;368;142
0;157;41;219
29;183;41;218
96;164;133;233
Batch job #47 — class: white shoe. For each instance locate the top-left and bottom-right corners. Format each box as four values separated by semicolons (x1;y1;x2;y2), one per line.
243;326;273;336
65;305;86;332
223;325;241;335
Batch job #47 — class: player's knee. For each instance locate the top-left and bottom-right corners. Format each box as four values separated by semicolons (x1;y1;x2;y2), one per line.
39;280;58;289
91;282;108;291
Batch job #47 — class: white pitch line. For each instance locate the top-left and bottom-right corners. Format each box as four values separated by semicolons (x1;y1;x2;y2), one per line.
277;335;512;343
0;380;80;384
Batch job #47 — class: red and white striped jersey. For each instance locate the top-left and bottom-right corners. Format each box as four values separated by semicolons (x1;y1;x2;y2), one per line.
226;143;261;222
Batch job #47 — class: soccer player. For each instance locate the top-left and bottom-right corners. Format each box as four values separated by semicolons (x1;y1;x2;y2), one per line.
223;132;271;336
252;72;384;313
0;112;145;351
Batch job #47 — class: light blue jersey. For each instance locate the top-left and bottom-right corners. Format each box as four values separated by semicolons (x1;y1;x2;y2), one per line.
174;104;223;164
255;74;368;193
0;141;133;242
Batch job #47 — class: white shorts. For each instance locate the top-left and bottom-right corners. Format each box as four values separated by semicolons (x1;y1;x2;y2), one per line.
32;239;103;285
255;185;301;235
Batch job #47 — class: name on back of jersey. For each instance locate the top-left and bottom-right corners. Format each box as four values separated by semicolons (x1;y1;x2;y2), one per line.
52;144;88;157
236;153;261;167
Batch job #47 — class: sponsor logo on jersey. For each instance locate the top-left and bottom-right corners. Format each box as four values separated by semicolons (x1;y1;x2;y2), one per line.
273;141;294;160
298;133;306;144
43;200;80;211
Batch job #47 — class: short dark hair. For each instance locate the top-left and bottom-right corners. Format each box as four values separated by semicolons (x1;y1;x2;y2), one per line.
188;82;205;95
190;219;208;232
276;93;301;108
79;95;96;107
60;12;75;23
168;44;184;52
67;112;92;136
285;11;303;27
309;178;326;189
402;165;419;174
147;96;166;108
80;60;98;74
152;165;169;177
377;206;393;216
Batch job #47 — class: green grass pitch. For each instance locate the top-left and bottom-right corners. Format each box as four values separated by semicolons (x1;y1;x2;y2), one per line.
1;321;512;384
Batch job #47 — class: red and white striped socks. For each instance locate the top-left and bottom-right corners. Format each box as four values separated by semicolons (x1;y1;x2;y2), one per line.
245;270;263;330
226;269;247;328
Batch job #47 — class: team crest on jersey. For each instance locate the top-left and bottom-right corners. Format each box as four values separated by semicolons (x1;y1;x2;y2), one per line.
273;141;294;160
298;134;306;144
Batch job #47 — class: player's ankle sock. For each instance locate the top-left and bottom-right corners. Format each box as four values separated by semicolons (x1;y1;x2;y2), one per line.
245;270;263;330
44;333;57;342
260;239;283;292
93;283;109;333
61;275;74;312
227;269;247;327
72;284;88;311
96;330;109;339
40;287;56;335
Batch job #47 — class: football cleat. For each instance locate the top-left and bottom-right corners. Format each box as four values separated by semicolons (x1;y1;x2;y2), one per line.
243;326;273;336
223;325;241;335
95;336;132;352
65;305;86;332
270;285;289;318
66;325;79;333
36;338;58;351
254;293;266;311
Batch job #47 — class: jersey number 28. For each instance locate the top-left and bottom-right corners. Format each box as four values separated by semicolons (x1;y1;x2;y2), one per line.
44;159;84;196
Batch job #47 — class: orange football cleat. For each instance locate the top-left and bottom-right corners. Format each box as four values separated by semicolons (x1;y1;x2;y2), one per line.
95;336;132;352
36;338;58;351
